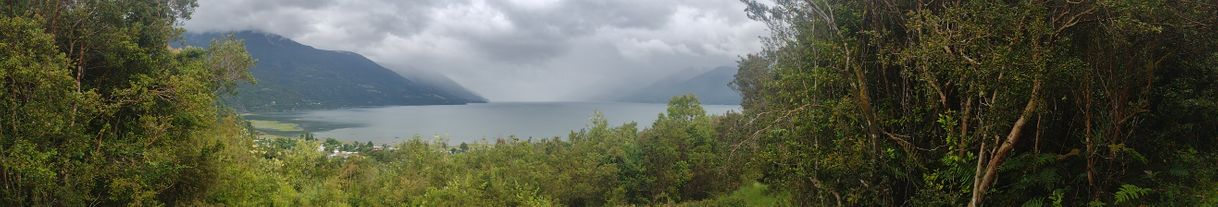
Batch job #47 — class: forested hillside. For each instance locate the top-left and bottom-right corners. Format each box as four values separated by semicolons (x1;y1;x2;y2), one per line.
2;0;1216;206
184;31;486;112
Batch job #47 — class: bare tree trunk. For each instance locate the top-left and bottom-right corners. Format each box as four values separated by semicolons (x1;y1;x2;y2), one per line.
959;96;974;156
968;79;1042;207
970;141;987;205
48;0;62;35
1084;73;1097;194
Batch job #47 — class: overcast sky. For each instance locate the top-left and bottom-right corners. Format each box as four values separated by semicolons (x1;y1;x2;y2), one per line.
184;0;767;101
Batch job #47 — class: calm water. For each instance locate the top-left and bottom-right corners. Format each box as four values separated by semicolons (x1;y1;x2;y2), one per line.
251;102;741;144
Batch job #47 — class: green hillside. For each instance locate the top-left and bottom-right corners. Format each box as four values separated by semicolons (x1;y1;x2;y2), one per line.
184;32;486;112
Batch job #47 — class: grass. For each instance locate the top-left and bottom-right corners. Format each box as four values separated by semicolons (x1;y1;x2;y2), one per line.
679;182;791;207
723;182;790;206
247;119;303;132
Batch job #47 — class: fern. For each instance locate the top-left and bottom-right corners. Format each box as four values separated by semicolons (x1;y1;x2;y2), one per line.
1018;189;1069;207
1050;189;1065;207
1021;198;1045;207
1114;184;1151;204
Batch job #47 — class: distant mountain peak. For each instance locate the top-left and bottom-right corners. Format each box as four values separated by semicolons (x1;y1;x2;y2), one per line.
615;65;741;105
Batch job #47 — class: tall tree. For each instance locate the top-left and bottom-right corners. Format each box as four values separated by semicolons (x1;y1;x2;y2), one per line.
1;0;257;205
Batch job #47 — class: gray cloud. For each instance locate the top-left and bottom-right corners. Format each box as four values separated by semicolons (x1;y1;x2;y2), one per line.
185;0;766;101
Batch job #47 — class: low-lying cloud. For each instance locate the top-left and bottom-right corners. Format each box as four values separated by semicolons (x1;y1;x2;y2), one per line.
185;0;766;101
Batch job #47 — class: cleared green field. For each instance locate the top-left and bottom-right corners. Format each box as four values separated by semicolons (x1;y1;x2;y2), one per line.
247;119;303;132
679;182;791;206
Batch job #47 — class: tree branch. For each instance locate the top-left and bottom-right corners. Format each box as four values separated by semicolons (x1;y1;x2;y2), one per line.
969;79;1042;207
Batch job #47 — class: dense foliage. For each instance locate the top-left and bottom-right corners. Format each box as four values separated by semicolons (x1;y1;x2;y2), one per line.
176;96;761;206
734;0;1218;206
0;0;259;205
205;95;764;205
2;0;1216;206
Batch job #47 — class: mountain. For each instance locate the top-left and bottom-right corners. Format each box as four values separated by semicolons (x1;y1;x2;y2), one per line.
392;66;487;105
182;31;486;112
615;66;741;105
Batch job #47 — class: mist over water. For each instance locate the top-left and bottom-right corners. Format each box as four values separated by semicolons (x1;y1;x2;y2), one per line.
262;102;741;144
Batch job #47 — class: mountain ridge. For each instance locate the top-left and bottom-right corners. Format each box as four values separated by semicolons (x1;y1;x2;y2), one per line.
613;66;742;105
182;31;486;112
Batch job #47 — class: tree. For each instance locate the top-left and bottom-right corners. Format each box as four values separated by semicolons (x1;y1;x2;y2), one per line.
1;0;261;205
0;15;81;205
204;34;256;94
736;0;1218;205
634;95;724;203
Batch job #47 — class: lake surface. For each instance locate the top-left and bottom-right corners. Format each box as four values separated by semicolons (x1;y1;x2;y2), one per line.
246;102;741;144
